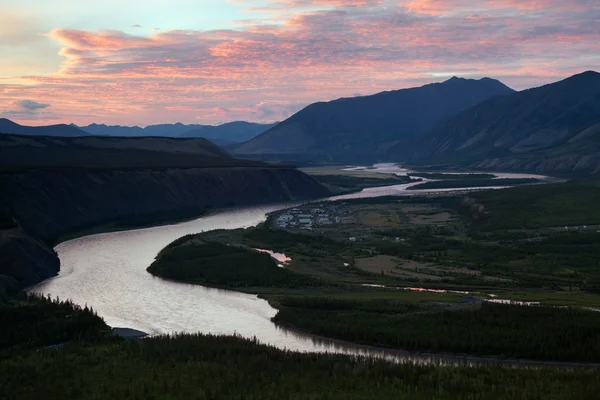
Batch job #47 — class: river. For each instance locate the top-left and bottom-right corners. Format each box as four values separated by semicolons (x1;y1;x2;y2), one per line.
29;166;554;365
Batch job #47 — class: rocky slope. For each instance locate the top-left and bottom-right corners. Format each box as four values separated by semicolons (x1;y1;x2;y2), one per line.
233;77;514;162
406;71;600;175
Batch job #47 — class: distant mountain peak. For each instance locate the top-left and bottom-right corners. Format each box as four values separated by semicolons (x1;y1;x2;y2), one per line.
566;70;600;81
0;118;19;125
0;118;87;137
407;70;600;175
233;76;515;160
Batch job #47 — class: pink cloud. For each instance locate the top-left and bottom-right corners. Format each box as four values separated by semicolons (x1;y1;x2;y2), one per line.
1;0;599;125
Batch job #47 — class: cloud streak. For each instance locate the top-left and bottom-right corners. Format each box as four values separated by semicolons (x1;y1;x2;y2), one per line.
1;0;599;125
13;99;51;110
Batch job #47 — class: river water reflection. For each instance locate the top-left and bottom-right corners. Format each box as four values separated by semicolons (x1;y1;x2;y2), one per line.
29;167;552;365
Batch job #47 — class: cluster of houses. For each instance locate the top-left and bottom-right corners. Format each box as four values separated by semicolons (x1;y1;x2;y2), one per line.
274;206;341;231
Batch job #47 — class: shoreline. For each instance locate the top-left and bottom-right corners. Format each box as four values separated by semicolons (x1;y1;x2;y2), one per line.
31;164;578;368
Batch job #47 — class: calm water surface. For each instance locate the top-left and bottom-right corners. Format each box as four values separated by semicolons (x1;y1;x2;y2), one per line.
29;167;552;364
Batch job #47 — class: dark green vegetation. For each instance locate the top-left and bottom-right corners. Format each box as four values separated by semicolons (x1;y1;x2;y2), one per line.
464;181;600;230
408;71;600;175
148;241;318;289
274;298;600;362
407;178;538;190
150;179;600;362
233;76;513;163
313;174;419;191
4;334;600;400
411;173;496;180
0;293;109;354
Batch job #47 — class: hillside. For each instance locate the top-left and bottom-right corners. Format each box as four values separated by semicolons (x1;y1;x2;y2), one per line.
407;71;600;174
0;135;329;291
0;134;255;171
232;77;514;162
0;118;87;137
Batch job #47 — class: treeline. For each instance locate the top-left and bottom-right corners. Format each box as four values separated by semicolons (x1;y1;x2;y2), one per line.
463;181;600;231
0;293;109;353
313;174;419;190
412;173;496;180
1;333;599;400
244;226;347;255
148;241;319;289
408;178;538;190
274;298;600;362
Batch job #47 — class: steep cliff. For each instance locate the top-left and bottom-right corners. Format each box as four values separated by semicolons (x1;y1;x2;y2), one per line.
0;135;330;291
0;228;59;293
0;167;330;244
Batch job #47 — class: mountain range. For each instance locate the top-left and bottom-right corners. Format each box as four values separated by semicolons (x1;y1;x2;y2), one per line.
3;71;599;175
234;71;600;175
0;118;87;137
0;119;275;146
232;77;515;162
405;71;600;174
78;121;276;145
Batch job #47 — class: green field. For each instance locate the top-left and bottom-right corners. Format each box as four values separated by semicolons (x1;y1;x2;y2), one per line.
146;179;600;362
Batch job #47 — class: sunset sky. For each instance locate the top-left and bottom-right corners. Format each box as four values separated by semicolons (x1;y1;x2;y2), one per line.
1;0;599;126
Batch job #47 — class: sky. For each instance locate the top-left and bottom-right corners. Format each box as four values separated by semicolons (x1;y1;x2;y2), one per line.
1;0;599;126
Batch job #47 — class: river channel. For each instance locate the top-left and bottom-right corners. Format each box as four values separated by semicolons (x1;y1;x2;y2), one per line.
29;166;558;365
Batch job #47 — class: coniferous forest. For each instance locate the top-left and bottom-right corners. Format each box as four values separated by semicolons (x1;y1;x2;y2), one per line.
2;333;600;400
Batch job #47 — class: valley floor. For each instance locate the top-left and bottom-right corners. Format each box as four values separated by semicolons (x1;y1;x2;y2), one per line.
147;180;600;363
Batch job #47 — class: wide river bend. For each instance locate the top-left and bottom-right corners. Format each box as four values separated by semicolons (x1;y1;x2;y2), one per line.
30;169;566;365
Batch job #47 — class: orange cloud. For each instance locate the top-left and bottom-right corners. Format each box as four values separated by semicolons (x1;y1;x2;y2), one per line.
1;0;598;125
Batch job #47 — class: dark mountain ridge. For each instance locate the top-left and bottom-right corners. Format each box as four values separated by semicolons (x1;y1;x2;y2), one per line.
80;121;276;145
232;77;515;162
406;71;600;174
0;118;88;137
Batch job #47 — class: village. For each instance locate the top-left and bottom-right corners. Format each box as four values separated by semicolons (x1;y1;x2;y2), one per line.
271;204;342;231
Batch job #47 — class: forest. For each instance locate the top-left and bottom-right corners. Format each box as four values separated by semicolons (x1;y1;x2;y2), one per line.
411;173;496;180
4;178;600;398
313;174;419;191
273;297;600;362
140;178;600;364
407;177;538;190
147;241;319;289
2;333;600;400
0;293;110;355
